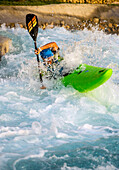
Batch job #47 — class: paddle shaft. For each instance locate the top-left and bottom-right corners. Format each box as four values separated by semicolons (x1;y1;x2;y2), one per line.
34;41;43;84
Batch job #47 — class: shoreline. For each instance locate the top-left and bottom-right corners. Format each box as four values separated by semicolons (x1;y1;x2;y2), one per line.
0;4;119;35
0;4;119;59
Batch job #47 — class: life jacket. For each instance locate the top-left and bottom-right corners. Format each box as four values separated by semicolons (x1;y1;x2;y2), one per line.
40;48;54;59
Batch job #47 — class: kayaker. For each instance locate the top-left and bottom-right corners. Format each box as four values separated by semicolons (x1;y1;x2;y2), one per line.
34;42;64;79
35;42;60;66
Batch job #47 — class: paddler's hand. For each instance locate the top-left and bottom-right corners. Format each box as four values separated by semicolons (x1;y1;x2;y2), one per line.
34;48;42;55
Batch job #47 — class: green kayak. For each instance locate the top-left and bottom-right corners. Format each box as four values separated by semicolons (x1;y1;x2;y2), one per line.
62;64;112;93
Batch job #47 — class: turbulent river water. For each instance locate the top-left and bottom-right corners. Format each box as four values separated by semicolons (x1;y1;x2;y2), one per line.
0;24;119;170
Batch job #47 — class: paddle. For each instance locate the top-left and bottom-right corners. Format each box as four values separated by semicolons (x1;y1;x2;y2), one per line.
26;14;46;89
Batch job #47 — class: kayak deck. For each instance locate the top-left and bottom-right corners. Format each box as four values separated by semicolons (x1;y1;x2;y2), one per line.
62;64;112;93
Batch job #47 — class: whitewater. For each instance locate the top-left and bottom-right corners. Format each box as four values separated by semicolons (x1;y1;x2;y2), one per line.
0;24;119;170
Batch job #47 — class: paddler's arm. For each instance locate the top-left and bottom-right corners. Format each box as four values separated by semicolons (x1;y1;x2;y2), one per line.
35;42;59;55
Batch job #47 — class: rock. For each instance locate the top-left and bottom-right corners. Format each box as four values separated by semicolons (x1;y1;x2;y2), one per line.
65;25;70;29
115;26;119;34
72;0;77;3
87;25;92;31
112;27;116;34
80;25;84;30
107;28;112;33
90;18;93;22
19;23;24;28
46;22;54;29
60;21;65;26
99;24;105;30
0;36;11;61
108;23;113;28
42;24;46;30
114;23;118;29
82;22;86;26
93;18;99;24
10;23;15;28
45;23;48;27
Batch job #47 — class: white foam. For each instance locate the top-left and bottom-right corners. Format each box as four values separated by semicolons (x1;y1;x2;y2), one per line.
95;164;117;170
49;154;69;160
87;81;119;107
79;124;93;130
5;91;18;97
61;163;81;170
29;108;44;118
32;121;42;134
13;149;48;170
0;25;119;170
55;96;65;103
0;96;8;102
20;96;32;101
0;114;13;121
55;128;69;139
0;126;30;138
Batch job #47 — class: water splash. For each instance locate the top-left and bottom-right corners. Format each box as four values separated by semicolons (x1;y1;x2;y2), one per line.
0;25;119;170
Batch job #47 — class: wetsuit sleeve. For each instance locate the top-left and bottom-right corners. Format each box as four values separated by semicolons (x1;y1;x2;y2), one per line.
40;42;59;51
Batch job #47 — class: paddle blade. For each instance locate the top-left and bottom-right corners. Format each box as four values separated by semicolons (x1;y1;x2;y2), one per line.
26;14;38;41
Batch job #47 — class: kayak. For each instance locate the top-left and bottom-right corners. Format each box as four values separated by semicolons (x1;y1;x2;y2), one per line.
26;14;112;93
26;14;112;92
62;64;112;93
